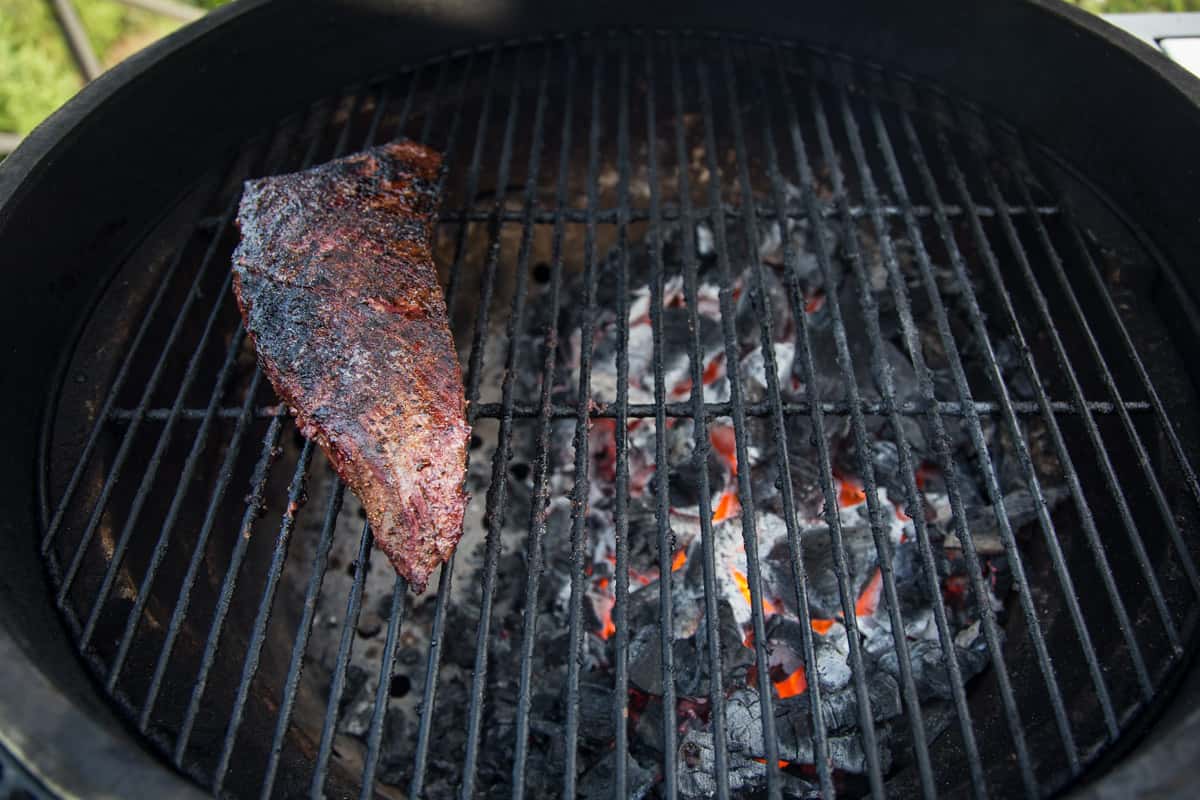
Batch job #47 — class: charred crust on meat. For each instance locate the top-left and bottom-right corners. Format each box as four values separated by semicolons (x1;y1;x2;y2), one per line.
231;141;469;593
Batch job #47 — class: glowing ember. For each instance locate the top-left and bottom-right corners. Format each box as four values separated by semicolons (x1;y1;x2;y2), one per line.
712;489;741;523
753;758;793;769
709;425;738;474
731;567;780;615
811;618;836;635
774;666;808;698
855;567;883;618
594;577;616;640
702;353;725;386
671;549;687;572
837;475;867;508
804;289;826;314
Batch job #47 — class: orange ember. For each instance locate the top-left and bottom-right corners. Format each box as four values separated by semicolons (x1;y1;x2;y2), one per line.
672;550;688;572
804;290;826;314
915;463;935;490
593;578;616;640
753;758;793;768
731;567;780;615
838;476;867;507
710;426;738;474
774;666;808;698
855;568;883;618
702;353;725;386
811;618;836;635
712;489;741;523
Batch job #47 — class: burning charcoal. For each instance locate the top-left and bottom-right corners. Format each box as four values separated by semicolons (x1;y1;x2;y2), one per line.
671;634;710;697
741;342;797;403
375;706;410;785
579;751;655;800
880;636;993;702
678;727;814;798
814;643;852;693
811;669;902;734
768;521;880;618
950;486;1070;549
575;680;615;744
829;729;893;775
628;624;665;695
723;687;767;756
634;695;666;753
336;664;371;736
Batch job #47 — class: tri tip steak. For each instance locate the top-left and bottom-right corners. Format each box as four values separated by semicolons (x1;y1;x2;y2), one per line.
231;141;469;593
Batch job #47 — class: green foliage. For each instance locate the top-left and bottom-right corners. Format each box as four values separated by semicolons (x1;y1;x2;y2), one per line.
1067;0;1200;10
0;1;79;134
0;0;225;136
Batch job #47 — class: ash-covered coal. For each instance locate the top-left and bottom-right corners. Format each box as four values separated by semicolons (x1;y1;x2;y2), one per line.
336;182;1068;798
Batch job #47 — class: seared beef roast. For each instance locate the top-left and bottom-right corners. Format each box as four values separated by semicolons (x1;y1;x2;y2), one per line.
232;141;468;593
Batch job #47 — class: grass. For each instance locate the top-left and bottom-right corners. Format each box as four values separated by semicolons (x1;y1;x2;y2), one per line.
0;0;227;136
1;0;1198;139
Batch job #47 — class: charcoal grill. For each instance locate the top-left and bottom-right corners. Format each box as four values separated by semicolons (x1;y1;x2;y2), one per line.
3;1;1200;798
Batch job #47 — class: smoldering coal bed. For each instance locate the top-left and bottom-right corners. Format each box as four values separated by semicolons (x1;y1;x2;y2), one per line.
316;180;1062;798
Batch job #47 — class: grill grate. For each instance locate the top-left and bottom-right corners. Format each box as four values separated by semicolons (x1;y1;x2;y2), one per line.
38;30;1200;800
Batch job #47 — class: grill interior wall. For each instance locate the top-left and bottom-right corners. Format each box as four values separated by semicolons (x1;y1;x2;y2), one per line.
40;32;1200;800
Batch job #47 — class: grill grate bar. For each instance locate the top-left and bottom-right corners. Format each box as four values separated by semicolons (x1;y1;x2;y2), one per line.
310;521;374;793
960;121;1181;656
643;35;679;800
135;363;263;724
405;47;480;800
777;47;990;798
1009;136;1200;600
897;93;1120;764
1061;197;1200;540
510;40;576;800
79;310;246;648
403;47;477;796
459;43;547;799
743;40;934;797
172;412;284;764
734;40;853;798
359;576;409;798
668;33;732;798
39;152;239;557
104;312;244;683
441;47;505;322
912;101;1133;732
830;76;1048;792
212;438;315;792
259;475;344;799
696;56;785;798
54;186;247;606
133;112;321;724
611;35;634;799
176;87;381;787
562;46;607;798
302;84;402;795
432;201;1060;226
309;74;427;796
108;397;1154;423
358;64;440;799
756;43;846;799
